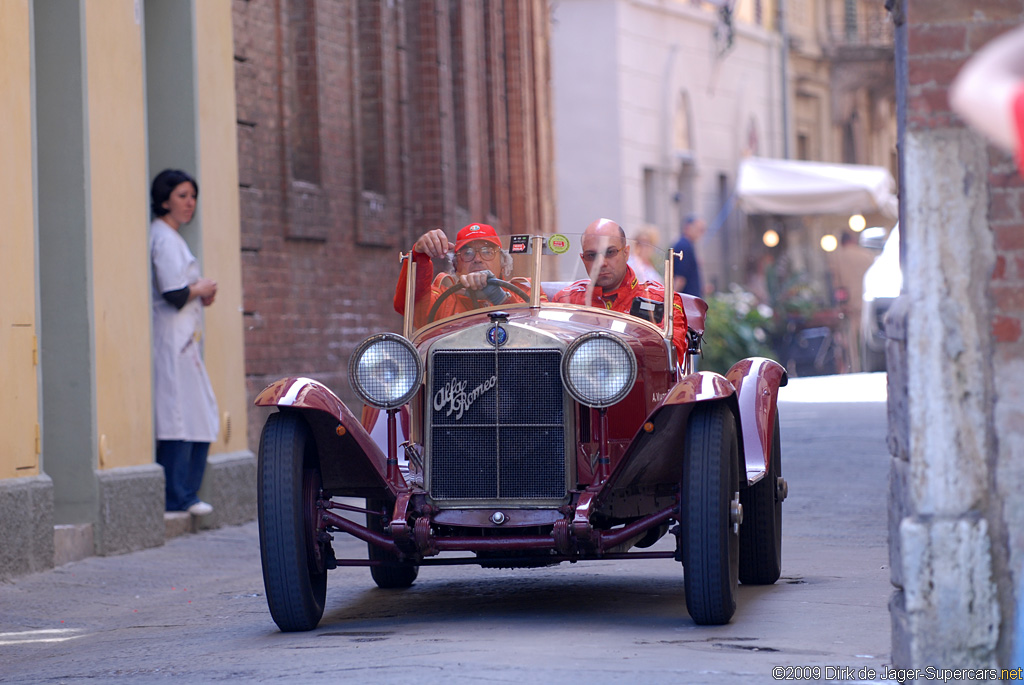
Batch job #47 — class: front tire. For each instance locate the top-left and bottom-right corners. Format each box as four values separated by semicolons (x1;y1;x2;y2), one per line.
739;414;783;585
366;498;419;589
258;412;328;632
681;402;740;625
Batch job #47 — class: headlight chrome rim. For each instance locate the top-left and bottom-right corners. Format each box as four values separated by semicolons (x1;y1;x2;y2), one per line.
348;333;423;410
560;331;637;409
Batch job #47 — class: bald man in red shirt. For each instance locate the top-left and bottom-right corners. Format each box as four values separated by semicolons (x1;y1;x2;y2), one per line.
553;218;688;361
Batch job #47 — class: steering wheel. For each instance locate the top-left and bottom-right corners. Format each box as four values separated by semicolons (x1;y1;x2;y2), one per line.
427;277;531;322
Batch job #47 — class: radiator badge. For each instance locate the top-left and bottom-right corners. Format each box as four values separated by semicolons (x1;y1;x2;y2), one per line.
487;325;507;346
434;375;497;420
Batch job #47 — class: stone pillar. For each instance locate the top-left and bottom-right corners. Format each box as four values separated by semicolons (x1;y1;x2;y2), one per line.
888;129;1001;670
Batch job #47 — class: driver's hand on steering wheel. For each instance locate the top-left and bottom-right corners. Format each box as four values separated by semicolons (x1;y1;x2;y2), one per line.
458;270;490;291
413;229;450;259
460;270;507;305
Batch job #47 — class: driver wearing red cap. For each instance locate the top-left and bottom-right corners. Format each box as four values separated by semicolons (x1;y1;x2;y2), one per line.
394;223;533;327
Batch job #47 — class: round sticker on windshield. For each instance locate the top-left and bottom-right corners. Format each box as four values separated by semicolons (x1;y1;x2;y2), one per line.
548;234;570;254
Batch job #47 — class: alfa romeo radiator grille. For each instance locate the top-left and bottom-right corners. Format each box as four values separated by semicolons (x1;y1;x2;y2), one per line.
429;349;565;501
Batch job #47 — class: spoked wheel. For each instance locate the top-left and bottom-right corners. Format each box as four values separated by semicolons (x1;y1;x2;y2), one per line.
258;411;329;631
681;402;741;625
740;414;784;585
366;498;419;589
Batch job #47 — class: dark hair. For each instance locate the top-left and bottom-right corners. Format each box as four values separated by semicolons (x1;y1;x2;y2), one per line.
683;213;699;227
150;169;199;217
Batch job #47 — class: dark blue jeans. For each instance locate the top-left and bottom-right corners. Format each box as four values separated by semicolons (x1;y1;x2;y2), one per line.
156;441;210;511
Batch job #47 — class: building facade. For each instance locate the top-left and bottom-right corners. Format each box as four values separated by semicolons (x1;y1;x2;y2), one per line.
787;0;896;168
0;0;556;580
550;0;897;375
232;0;557;449
781;0;897;294
550;0;785;292
0;0;251;579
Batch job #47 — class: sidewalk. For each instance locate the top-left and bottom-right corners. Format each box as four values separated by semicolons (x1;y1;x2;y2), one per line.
778;370;888;404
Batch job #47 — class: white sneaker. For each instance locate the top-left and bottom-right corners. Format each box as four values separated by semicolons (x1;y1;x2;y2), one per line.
187;501;213;516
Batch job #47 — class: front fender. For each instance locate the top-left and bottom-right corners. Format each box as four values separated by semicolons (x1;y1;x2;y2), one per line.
660;369;736;406
256;376;350;415
725;358;788;486
640;370;741;460
255;377;396;496
592;371;739;517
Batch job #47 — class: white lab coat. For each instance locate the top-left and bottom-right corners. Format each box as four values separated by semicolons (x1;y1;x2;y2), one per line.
150;218;219;442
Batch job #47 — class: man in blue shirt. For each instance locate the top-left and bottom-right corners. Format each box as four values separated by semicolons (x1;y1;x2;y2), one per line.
672;213;707;297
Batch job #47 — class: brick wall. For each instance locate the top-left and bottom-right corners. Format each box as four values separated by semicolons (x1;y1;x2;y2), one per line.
232;0;555;449
907;0;1024;348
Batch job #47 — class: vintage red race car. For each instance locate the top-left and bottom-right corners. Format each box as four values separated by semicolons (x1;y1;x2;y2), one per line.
254;231;788;631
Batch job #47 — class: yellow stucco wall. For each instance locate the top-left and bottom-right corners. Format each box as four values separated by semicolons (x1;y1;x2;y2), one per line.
0;1;40;479
84;1;154;470
194;2;248;455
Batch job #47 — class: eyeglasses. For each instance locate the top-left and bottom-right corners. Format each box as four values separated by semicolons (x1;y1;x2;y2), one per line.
456;245;497;262
581;247;623;262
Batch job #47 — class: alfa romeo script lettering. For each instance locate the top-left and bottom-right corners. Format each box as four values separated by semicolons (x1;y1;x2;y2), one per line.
434;375;497;420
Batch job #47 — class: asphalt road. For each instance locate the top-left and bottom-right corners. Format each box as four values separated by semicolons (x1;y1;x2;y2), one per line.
0;373;893;684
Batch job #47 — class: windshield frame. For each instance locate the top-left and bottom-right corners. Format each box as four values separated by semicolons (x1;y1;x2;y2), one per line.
400;232;678;344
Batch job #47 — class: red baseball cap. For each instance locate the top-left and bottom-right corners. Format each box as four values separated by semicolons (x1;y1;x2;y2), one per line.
454;223;501;252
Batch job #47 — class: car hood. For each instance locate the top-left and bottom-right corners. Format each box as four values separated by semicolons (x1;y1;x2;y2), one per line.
412;304;671;353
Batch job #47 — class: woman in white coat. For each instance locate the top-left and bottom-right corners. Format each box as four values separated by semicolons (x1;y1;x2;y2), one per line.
149;169;219;516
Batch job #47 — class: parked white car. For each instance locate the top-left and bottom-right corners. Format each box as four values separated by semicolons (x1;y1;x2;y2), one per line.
860;225;900;372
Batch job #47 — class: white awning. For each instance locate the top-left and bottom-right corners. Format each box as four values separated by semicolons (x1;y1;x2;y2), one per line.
736;156;898;218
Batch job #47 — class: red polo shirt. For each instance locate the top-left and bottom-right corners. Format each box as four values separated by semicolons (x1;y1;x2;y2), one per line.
552;265;688;361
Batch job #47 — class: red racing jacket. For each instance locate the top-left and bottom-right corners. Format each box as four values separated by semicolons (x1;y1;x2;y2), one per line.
393;251;532;328
552;265;688;362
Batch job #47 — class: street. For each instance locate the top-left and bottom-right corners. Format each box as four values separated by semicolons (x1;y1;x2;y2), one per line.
0;373;892;684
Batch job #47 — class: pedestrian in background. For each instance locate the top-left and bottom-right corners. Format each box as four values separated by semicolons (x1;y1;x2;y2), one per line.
149;169;219;517
672;213;707;298
627;224;664;285
829;231;876;372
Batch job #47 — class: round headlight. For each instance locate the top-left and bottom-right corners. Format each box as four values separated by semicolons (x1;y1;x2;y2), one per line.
561;332;637;408
349;333;423;410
